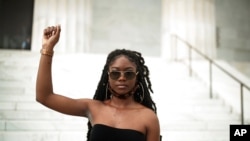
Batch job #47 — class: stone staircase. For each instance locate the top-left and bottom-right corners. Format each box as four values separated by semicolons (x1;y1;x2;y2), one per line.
0;50;242;141
149;60;241;141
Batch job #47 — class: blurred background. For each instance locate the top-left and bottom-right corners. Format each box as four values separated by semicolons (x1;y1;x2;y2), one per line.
0;0;250;141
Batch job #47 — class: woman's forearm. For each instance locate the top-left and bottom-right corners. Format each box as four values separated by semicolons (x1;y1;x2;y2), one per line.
36;51;54;104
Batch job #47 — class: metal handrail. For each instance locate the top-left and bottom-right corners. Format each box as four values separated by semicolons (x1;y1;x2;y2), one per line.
171;34;250;124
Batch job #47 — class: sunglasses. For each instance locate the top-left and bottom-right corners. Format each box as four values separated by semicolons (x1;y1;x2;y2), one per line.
108;71;138;80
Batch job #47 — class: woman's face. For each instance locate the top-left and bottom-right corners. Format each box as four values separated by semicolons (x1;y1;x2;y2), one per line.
108;55;137;95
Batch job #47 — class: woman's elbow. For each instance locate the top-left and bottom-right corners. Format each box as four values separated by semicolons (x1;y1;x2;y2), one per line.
36;94;44;104
35;91;48;104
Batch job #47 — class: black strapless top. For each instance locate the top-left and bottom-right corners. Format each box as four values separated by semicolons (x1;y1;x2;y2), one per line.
89;124;146;141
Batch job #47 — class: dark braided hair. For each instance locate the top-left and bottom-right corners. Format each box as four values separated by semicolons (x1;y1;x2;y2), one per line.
86;49;157;140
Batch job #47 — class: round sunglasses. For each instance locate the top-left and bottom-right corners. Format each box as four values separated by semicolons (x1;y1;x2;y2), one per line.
108;71;138;80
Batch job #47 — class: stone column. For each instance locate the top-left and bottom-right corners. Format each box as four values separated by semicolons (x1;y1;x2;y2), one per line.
31;0;91;53
161;0;216;60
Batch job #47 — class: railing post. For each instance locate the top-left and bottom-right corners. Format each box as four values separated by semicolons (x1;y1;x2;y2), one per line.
240;84;244;125
209;61;213;98
189;46;192;77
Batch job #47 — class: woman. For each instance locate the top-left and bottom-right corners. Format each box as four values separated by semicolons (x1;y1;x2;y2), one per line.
36;25;160;141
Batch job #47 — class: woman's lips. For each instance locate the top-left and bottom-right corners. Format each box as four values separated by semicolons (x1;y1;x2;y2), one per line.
116;84;127;89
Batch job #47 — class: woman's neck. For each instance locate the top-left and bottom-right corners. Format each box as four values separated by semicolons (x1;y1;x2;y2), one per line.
108;96;136;109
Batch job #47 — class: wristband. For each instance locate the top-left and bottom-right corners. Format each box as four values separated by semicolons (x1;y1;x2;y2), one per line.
40;48;54;57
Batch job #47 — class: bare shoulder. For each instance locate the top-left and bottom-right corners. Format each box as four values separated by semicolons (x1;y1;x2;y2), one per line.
145;108;159;124
140;107;160;141
135;105;159;126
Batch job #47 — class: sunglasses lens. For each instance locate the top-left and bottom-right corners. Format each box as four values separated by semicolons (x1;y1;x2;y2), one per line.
109;72;121;80
109;71;137;80
124;72;136;80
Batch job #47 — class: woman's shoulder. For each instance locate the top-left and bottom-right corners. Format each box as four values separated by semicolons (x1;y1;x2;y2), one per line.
137;104;159;124
138;104;156;114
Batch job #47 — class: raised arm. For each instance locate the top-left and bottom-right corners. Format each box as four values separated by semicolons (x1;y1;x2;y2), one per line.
36;25;91;117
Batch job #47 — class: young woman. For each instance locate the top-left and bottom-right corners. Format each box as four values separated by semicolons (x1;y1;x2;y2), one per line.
36;25;160;141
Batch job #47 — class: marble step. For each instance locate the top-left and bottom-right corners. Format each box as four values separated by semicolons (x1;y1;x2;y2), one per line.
0;131;87;141
0;119;235;132
0;119;88;131
0;130;228;141
161;130;228;141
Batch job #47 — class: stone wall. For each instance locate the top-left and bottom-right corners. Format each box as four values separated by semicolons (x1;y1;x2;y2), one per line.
215;0;250;61
90;0;161;56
